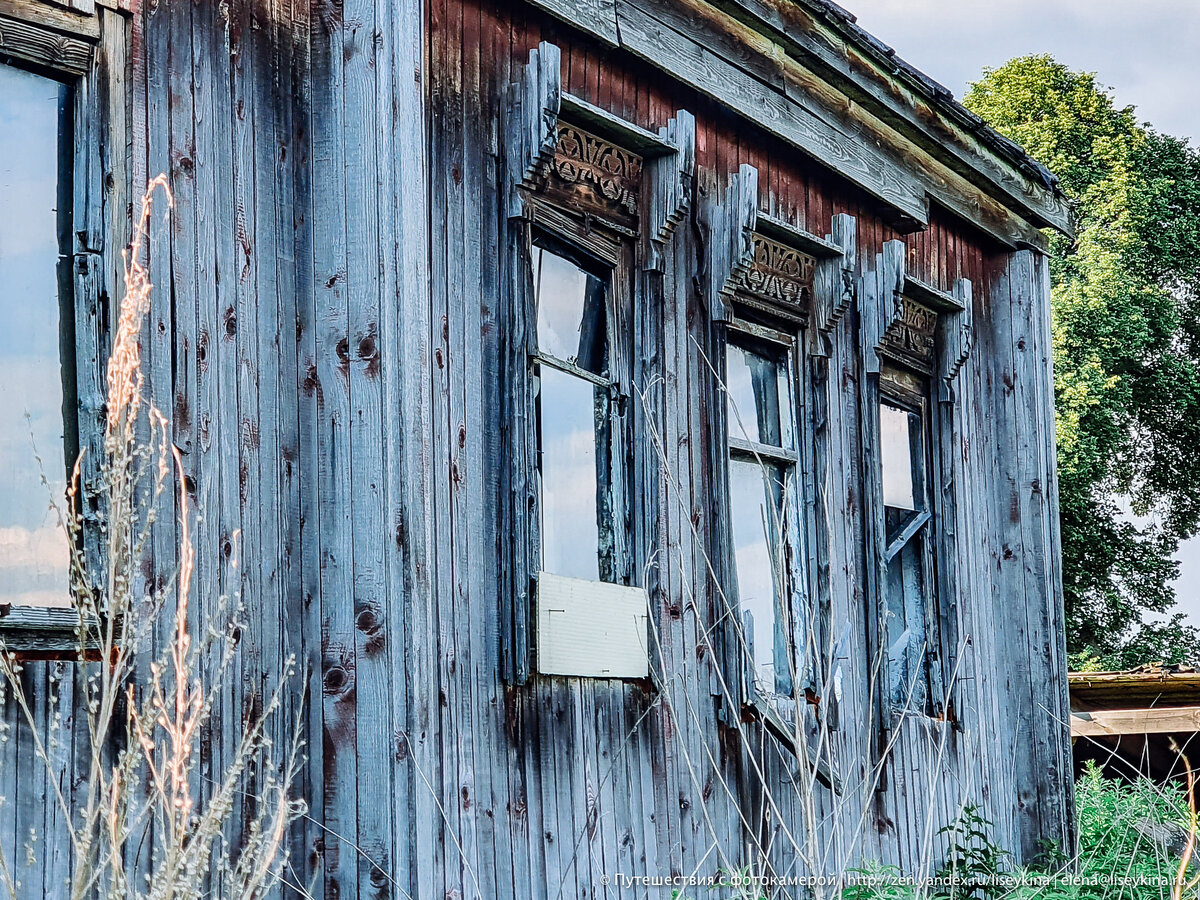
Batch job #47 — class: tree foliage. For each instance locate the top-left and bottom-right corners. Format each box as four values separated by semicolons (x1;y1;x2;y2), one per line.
964;56;1200;666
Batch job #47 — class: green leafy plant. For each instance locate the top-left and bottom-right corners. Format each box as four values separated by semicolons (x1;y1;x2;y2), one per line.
936;805;1012;900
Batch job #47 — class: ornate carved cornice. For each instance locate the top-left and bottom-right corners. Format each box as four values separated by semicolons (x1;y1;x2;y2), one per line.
545;123;643;224
732;234;817;316
881;295;938;373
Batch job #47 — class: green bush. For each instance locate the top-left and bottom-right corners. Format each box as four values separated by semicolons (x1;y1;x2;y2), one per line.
843;763;1195;900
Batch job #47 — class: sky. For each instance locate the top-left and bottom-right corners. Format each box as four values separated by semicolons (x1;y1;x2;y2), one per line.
842;0;1200;624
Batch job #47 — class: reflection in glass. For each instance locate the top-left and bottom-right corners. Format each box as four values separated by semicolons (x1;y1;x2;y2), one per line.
534;246;608;376
537;367;603;581
533;243;614;583
887;529;929;709
0;63;72;609
729;457;788;694
726;343;785;447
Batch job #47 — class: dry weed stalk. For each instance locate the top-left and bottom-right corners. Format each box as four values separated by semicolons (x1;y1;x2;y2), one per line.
0;178;304;900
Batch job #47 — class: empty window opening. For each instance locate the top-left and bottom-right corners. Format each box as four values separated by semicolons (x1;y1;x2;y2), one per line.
881;363;938;713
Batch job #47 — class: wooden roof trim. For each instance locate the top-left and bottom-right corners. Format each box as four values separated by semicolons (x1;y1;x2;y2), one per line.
520;0;1067;247
1070;671;1200;688
712;0;1070;233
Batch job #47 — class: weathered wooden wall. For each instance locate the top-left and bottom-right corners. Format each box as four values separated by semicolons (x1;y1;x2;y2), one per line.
0;0;1072;896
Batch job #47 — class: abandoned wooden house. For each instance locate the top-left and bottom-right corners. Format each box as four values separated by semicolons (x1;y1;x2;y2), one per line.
0;0;1076;894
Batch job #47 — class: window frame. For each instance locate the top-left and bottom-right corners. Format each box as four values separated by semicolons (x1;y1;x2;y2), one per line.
0;7;103;656
723;311;807;709
528;221;634;588
879;361;945;717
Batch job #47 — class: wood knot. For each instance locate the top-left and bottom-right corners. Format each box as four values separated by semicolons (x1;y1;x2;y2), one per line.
355;606;381;635
323;664;351;696
223;307;237;337
302;364;320;397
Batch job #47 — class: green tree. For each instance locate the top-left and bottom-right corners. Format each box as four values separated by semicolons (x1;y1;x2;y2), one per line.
964;55;1200;667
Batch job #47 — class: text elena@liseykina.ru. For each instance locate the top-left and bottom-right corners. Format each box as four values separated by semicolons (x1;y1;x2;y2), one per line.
598;872;1187;890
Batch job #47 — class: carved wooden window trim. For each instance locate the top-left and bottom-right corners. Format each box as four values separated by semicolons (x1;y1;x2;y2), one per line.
722;312;806;710
698;166;859;762
500;42;695;683
864;241;973;727
0;11;106;656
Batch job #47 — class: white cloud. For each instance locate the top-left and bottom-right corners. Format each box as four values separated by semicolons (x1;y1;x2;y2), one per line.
0;523;70;608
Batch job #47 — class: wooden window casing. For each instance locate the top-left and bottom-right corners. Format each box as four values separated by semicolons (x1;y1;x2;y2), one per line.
501;175;642;683
724;319;805;704
529;220;635;589
879;362;945;717
870;274;971;724
0;6;103;655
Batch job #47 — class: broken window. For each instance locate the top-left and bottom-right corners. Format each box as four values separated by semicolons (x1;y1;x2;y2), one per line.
532;242;620;583
880;363;940;713
726;336;799;697
0;62;76;611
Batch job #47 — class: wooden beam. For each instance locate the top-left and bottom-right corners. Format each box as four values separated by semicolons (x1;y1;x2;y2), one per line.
0;11;91;71
0;606;102;654
1072;707;1200;738
521;0;1061;247
616;0;930;229
0;0;98;40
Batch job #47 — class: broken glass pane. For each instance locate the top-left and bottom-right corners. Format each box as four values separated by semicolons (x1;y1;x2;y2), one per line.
729;457;789;695
533;245;608;376
0;63;72;609
725;343;786;448
887;531;930;709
